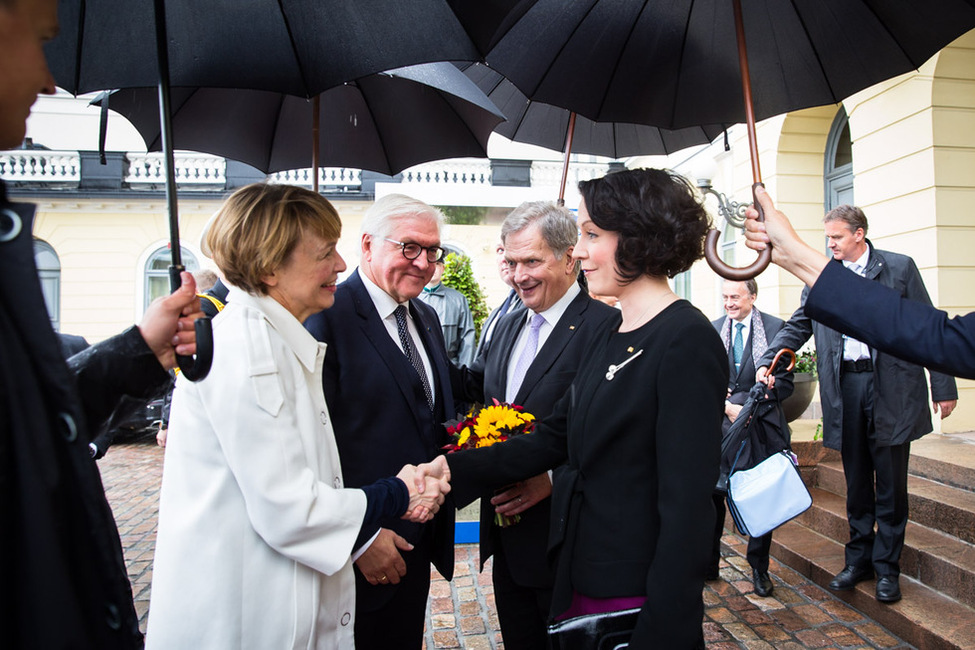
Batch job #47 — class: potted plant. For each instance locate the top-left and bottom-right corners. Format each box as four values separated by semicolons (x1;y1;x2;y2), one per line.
782;350;818;422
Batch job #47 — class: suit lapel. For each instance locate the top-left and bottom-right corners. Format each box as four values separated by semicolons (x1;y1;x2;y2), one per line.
347;272;429;431
486;305;528;402
514;292;590;405
411;300;454;420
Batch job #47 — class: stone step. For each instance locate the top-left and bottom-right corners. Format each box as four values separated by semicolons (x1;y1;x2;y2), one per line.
815;461;975;545
768;519;975;650
797;487;975;610
911;434;975;493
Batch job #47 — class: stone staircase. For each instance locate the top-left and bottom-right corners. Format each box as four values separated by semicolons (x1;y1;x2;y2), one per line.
764;433;975;649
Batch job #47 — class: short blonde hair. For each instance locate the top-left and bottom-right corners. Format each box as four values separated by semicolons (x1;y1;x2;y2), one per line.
204;183;341;295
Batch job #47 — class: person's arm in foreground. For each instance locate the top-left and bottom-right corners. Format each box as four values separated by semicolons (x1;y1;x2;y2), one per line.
743;188;975;380
70;271;205;435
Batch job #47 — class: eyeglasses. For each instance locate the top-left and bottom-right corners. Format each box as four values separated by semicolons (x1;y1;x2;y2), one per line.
384;238;446;263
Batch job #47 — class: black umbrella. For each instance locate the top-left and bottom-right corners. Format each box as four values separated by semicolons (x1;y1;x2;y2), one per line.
46;0;479;98
95;63;505;184
450;0;975;278
45;0;480;379
462;62;726;204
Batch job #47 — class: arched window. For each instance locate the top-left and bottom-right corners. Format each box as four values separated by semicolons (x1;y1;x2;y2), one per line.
34;239;61;330
824;108;854;213
145;246;199;310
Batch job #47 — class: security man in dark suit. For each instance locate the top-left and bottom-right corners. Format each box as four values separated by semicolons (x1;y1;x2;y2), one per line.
305;194;456;650
709;279;791;597
758;205;957;604
452;201;618;649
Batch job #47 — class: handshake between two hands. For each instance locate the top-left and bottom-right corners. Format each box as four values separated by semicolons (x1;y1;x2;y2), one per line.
396;456;452;523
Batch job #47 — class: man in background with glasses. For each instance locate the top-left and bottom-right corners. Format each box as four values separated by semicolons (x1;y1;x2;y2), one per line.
305;194;456;649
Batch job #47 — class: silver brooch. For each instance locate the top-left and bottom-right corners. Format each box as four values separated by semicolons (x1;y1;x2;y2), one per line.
606;349;644;381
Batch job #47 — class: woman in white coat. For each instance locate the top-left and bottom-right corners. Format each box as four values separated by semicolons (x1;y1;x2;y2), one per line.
146;184;449;649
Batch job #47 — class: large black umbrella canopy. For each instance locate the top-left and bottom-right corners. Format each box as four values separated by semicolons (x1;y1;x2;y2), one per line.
463;62;727;203
98;63;505;177
463;62;725;159
456;0;975;129
46;0;480;98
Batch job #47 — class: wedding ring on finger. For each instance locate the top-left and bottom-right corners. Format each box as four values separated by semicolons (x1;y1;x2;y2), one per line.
380;575;388;583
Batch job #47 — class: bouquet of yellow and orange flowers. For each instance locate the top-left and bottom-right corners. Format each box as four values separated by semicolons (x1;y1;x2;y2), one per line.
443;399;535;527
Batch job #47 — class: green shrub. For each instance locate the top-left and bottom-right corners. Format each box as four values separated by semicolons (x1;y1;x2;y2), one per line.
442;253;489;339
795;350;817;376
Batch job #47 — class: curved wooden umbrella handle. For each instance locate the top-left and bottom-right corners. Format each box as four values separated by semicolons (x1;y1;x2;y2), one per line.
768;348;797;375
704;182;771;281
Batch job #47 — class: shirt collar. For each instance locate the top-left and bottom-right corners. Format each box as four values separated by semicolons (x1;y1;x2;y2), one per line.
359;267;407;320
226;285;323;372
527;282;580;328
842;247;870;273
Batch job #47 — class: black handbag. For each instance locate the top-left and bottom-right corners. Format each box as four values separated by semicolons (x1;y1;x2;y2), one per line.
547;608;640;650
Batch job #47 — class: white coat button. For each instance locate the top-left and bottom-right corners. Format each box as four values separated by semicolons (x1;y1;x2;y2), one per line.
320;410;328;424
341;612;351;626
333;477;342;488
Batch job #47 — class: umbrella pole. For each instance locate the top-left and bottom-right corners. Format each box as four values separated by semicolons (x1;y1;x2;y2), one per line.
733;0;761;184
153;0;182;277
557;112;577;206
702;0;772;281
153;0;213;381
312;94;320;193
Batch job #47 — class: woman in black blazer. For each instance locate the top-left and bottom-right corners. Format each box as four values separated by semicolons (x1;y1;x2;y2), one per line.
432;169;728;648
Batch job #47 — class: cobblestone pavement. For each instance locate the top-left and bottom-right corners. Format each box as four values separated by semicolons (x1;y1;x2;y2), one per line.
100;440;915;649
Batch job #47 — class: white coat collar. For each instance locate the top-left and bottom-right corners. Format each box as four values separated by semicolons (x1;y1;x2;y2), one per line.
226;286;324;373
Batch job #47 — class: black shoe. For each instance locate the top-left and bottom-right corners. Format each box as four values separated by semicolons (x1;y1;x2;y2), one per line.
829;565;873;591
752;570;773;597
876;576;902;603
705;565;720;581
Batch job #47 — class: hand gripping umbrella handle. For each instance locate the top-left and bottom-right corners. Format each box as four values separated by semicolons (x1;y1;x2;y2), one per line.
176;318;213;382
704;182;772;281
768;348;796;375
169;266;213;382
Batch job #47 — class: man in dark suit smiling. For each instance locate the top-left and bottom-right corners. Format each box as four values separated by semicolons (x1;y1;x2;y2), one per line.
305;194;455;649
453;201;618;648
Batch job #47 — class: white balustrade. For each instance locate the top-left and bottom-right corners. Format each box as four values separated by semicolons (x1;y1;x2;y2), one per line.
2;149;613;196
0;151;81;184
401;160;492;185
270;167;362;190
125;153;226;186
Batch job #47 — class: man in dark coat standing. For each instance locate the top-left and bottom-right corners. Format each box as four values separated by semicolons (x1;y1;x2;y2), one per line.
1;4;204;647
758;205;958;604
452;201;618;648
305;194;455;650
710;278;793;597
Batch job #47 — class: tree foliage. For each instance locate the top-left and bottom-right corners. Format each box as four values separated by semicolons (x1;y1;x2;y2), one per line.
442;252;489;339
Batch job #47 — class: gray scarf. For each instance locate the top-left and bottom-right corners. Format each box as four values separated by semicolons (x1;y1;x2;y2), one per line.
719;308;769;370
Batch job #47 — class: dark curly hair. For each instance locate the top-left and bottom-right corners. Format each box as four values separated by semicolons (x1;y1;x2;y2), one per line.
578;168;712;281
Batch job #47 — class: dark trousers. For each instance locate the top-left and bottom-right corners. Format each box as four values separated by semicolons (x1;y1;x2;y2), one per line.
493;542;553;650
353;538;432;650
839;370;911;578
710;492;773;573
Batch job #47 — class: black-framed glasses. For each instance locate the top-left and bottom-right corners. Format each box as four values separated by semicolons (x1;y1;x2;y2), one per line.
384;238;446;263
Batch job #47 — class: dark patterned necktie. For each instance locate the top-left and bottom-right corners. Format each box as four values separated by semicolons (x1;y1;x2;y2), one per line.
394;305;434;411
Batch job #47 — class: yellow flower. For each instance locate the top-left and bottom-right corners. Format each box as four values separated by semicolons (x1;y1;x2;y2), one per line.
456;426;472;447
